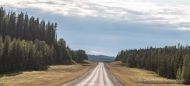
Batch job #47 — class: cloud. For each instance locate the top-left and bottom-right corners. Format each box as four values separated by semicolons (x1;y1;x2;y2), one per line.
90;51;105;55
178;27;190;31
1;0;190;30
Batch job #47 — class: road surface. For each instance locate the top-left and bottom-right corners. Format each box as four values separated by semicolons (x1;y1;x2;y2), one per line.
61;62;123;86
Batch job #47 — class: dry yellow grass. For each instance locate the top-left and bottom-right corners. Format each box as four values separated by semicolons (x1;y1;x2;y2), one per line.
106;61;186;86
0;60;96;86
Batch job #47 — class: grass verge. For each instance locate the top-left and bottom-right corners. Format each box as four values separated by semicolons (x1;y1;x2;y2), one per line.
57;61;97;86
0;60;96;86
106;61;185;86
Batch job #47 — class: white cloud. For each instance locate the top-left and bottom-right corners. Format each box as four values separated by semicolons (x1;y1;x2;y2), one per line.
1;0;190;30
90;51;105;55
178;27;190;31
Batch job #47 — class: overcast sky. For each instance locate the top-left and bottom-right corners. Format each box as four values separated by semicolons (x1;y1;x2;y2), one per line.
1;0;190;56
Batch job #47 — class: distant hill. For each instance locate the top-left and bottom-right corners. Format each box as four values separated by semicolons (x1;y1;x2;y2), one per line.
87;55;115;63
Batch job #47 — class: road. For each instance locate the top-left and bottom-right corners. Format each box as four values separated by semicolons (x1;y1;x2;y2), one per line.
62;62;122;86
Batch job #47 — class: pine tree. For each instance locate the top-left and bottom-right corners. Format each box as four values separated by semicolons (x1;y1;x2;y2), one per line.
182;54;190;84
1;36;11;73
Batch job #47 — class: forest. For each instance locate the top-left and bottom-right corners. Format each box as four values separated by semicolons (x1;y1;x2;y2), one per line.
115;43;190;84
0;7;88;73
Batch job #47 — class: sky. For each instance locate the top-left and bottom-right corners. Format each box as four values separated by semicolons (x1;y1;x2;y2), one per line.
1;0;190;56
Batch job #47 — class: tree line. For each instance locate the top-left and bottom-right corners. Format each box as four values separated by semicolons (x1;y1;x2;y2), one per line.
0;7;88;73
67;47;88;63
0;7;56;45
115;44;190;84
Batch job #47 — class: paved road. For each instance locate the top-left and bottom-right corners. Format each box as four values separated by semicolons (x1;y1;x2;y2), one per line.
62;62;122;86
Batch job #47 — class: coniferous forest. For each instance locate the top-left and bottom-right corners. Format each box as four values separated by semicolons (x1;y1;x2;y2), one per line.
0;7;88;73
115;44;190;84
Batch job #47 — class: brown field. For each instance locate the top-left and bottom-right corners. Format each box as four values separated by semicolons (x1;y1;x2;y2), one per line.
0;60;96;86
106;61;186;86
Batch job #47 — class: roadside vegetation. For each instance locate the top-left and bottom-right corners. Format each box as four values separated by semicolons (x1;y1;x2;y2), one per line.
115;44;190;85
106;61;185;86
0;7;88;74
0;60;96;86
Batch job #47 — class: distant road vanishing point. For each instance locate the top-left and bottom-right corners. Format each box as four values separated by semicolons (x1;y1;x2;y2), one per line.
62;62;123;86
